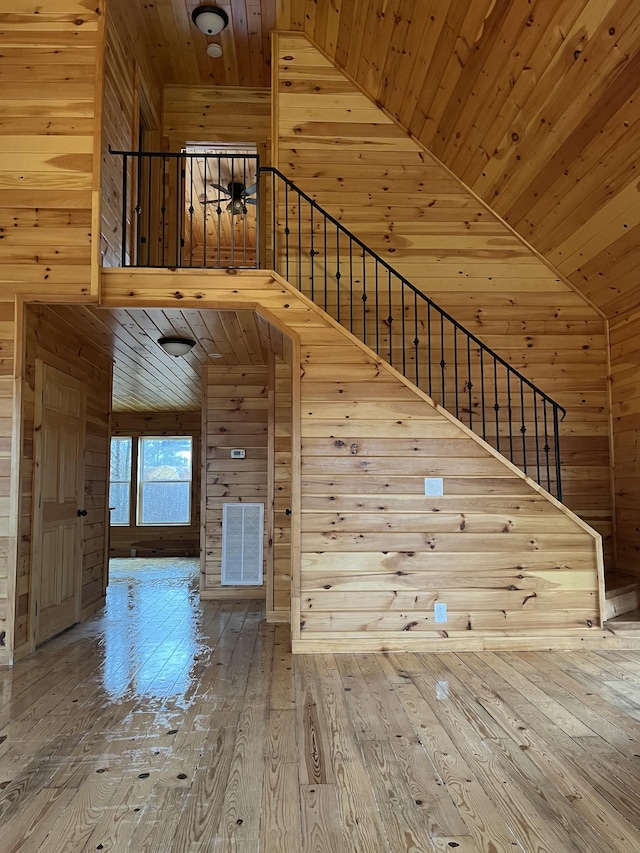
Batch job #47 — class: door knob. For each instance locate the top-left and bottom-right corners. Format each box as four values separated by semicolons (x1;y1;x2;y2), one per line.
77;509;88;517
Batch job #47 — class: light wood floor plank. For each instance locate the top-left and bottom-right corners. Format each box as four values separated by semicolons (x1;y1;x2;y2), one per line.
0;559;639;852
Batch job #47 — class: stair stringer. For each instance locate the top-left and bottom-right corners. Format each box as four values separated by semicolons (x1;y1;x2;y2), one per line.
102;267;606;652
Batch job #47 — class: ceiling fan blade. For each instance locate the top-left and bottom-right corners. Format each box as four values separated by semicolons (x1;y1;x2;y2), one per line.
200;197;226;204
211;183;230;194
243;183;257;196
245;197;257;205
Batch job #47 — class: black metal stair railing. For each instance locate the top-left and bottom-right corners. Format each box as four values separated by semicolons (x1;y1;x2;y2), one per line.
109;151;566;499
109;150;260;269
261;167;566;501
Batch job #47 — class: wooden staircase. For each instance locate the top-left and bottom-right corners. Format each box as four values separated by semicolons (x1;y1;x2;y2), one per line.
603;572;640;631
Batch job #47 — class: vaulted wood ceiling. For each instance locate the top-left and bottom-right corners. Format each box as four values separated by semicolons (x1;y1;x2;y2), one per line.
288;0;640;320
124;0;640;320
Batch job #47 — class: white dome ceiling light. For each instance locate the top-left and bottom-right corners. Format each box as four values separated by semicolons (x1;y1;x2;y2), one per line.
191;5;229;36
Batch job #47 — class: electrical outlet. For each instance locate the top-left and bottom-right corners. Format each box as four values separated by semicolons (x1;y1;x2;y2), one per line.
434;602;447;623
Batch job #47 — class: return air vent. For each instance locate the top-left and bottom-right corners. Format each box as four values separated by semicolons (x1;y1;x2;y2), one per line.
221;503;264;585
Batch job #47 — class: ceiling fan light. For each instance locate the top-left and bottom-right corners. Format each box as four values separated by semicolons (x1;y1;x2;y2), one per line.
191;5;229;36
228;198;247;216
158;336;196;357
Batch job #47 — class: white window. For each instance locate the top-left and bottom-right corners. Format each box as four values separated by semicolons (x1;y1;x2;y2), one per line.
109;435;193;527
137;436;193;525
109;437;132;525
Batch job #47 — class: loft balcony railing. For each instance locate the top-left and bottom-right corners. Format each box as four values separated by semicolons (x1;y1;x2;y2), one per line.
110;151;566;500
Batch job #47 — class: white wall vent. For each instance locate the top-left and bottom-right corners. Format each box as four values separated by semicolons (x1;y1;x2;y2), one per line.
221;503;264;585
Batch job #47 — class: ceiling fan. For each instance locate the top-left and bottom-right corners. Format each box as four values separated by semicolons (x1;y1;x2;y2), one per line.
199;180;257;215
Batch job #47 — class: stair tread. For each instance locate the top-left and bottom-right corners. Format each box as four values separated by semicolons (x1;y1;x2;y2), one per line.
605;609;640;627
605;573;640;599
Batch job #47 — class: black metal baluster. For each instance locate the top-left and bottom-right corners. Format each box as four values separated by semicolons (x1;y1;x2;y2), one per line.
254;154;260;268
230;157;236;268
243;157;248;267
297;190;302;291
188;155;194;267
135;154;142;266
494;358;500;454
388;270;393;366
284;182;290;283
480;348;486;441
414;291;419;387
467;336;473;431
543;398;551;493
336;229;341;323
201;156;208;267
440;313;446;408
160;155;167;267
175;157;181;267
310;205;315;301
553;404;562;501
534;392;541;486
323;216;328;311
507;367;514;463
375;262;379;356
427;302;432;398
362;251;367;346
146;156;152;265
401;282;406;377
121;153;128;266
453;325;459;419
520;380;527;475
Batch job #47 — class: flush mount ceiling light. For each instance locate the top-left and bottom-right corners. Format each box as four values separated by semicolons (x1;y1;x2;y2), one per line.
191;5;229;35
206;43;223;58
158;336;196;357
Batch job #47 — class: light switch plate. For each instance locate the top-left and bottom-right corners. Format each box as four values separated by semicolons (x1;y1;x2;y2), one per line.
434;602;447;623
425;477;444;496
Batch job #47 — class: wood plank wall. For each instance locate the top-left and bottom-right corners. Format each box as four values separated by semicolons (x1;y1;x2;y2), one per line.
280;0;640;323
102;269;605;651
610;310;640;577
272;33;613;566
14;305;112;660
163;86;271;157
0;1;104;662
110;411;201;558
0;0;102;301
0;305;15;665
101;0;163;267
202;364;269;598
271;354;293;620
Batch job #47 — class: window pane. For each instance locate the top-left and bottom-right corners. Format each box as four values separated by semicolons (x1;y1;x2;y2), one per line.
110;437;132;481
140;481;190;524
140;437;192;481
109;482;130;525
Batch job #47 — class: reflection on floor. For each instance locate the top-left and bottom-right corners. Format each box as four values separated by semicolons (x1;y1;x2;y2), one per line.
103;558;200;701
1;559;640;851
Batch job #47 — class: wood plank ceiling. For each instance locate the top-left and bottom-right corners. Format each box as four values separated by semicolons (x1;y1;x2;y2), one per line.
284;0;640;320
124;0;640;318
44;305;275;412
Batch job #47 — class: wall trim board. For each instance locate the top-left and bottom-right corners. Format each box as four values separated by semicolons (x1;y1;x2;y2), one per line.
201;589;266;601
293;634;640;653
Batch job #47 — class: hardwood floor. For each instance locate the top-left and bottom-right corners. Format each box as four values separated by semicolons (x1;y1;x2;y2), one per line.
1;559;640;852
